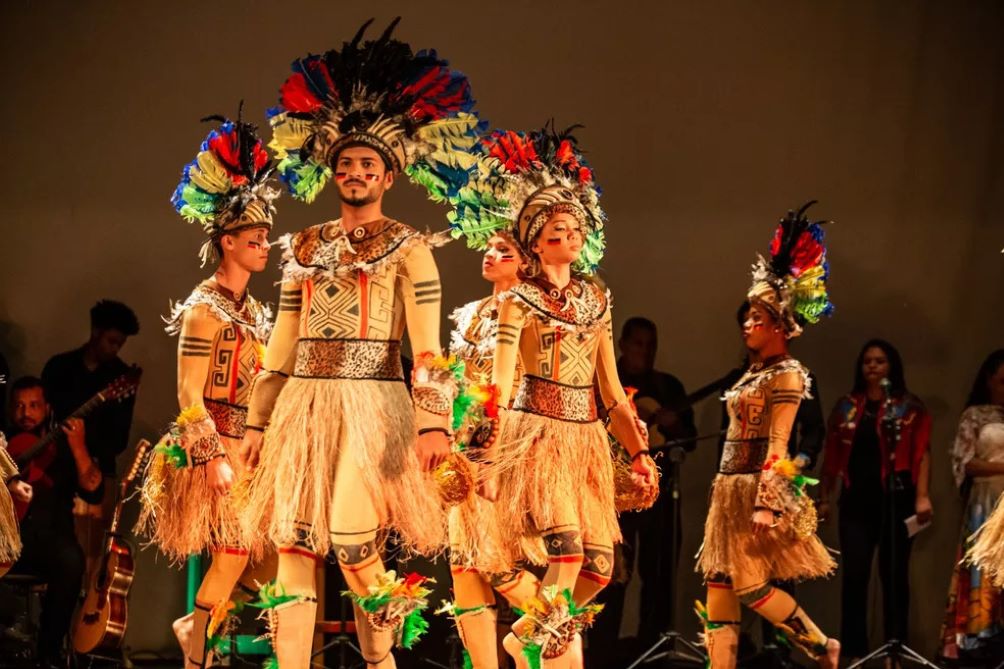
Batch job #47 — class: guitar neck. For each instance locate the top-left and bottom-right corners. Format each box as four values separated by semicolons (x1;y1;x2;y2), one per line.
108;439;151;536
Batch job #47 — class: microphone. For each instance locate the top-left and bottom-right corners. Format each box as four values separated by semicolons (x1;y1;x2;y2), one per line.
879;377;891;397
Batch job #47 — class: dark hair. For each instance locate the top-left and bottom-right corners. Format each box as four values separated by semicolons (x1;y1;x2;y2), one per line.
852;338;906;396
736;300;751;329
9;375;45;400
621;316;657;341
965;349;1004;408
90;300;140;336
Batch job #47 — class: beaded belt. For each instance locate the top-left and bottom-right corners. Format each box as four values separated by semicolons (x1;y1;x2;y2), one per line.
204;398;249;440
718;438;769;474
293;338;404;381
512;375;597;423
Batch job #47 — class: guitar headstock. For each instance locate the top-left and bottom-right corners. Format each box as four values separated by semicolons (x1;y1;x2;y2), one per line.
122;439;151;488
104;366;143;403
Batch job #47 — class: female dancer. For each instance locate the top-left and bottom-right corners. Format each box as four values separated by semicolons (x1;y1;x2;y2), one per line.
698;202;840;668
448;125;657;667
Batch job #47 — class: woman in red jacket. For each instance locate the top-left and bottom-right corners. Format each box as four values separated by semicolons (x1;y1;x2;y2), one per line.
819;339;933;662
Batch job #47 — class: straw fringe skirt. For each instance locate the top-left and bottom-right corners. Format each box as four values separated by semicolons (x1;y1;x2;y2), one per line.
969;490;1004;587
0;488;20;564
466;410;619;574
242;377;447;557
697;473;835;582
135;433;252;562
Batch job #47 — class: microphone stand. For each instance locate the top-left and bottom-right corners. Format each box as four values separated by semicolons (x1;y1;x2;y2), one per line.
626;433;720;669
846;381;941;669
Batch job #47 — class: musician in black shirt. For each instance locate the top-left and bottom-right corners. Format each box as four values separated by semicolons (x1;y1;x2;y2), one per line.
7;376;103;666
41;300;138;582
41;300;139;476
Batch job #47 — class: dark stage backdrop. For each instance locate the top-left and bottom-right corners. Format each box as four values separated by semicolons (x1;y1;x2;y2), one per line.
1;0;1002;659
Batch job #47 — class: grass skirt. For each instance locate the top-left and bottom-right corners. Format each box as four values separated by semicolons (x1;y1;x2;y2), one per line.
470;410;619;574
242;377;447;557
969;490;1004;587
448;480;515;574
697;473;835;582
135;434;251;562
0;488;20;564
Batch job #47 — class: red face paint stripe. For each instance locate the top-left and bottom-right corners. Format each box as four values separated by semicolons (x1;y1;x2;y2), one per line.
450;566;479;575
708;581;733;590
217;546;250;556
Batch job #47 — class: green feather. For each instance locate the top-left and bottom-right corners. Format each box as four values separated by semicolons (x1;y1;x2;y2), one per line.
462;649;473;669
279;155;331;204
344;589;394;613
399;608;430;649
247;581;301;610
522;642;543;669
154;441;188;468
262;654;280;669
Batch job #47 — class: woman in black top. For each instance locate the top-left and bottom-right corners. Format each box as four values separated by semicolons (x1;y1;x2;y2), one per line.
819;340;933;661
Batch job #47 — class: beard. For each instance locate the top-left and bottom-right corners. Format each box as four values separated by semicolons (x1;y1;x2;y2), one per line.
338;183;381;206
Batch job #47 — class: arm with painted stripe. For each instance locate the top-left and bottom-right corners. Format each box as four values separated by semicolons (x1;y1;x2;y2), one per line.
176;304;226;465
491;297;527;410
399;243;452;433
246;281;302;431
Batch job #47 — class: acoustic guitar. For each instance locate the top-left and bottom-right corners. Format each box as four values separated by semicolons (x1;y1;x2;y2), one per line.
72;438;151;654
7;367;142;520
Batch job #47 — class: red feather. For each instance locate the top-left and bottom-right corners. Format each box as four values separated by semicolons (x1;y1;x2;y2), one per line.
789;232;824;275
279;73;324;114
207;130;245;181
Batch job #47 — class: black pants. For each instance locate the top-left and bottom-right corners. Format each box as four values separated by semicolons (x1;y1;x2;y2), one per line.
588;467;682;662
12;521;86;661
837;478;914;658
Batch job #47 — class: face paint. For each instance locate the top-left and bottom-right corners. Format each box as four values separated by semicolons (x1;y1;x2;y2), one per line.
334;172;348;181
545;237;562;245
499;254;516;262
363;173;380;182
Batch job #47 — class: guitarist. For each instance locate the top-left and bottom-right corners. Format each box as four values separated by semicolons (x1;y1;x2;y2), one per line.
41;300;139;578
7;376;104;668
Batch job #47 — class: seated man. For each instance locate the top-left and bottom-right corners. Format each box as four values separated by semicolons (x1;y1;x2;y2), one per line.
7;376;103;667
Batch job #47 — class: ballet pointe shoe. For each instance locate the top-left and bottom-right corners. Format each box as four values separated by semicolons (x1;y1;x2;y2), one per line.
819;638;840;669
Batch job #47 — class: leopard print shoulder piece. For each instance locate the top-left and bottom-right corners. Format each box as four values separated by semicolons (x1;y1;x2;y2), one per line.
499;277;609;333
279;219;449;281
722;357;811;403
448;296;496;360
164;282;273;342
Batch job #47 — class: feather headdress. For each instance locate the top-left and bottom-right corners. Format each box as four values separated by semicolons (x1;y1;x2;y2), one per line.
447;122;605;274
748;200;834;337
171;104;279;265
267;17;483;204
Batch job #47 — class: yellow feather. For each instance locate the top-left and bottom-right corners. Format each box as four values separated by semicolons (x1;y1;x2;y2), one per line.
189;151;232;194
